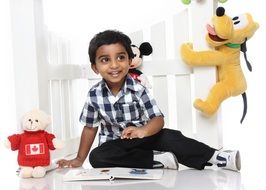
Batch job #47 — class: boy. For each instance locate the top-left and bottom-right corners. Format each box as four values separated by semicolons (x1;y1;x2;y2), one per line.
57;30;241;171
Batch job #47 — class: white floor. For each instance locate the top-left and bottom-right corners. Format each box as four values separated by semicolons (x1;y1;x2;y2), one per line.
2;120;265;190
1;151;264;190
16;168;242;190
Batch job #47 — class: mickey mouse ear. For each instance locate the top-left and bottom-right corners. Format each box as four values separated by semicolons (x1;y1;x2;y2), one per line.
139;42;153;56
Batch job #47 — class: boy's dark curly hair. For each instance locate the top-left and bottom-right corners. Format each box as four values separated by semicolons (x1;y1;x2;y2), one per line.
88;30;134;64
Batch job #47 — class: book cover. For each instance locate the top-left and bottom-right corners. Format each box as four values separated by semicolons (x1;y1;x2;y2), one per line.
63;167;163;181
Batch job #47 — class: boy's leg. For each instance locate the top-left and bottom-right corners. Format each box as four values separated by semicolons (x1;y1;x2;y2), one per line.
89;138;154;168
152;128;216;170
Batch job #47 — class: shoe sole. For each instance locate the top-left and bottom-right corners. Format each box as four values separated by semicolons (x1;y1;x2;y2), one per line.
170;153;179;170
235;151;241;171
224;150;241;171
156;152;179;170
163;152;179;170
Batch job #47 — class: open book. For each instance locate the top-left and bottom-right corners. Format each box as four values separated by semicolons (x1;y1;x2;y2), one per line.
63;167;164;181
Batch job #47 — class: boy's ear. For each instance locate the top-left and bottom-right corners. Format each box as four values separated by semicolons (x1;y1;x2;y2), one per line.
91;64;99;74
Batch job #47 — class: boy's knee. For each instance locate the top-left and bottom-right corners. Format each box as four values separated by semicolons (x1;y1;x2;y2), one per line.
89;148;107;168
162;128;182;136
89;149;101;168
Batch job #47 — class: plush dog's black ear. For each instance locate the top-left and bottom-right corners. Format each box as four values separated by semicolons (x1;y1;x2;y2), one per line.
139;42;153;56
241;38;252;72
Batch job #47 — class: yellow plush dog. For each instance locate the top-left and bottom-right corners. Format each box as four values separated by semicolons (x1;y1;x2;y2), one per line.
181;7;259;123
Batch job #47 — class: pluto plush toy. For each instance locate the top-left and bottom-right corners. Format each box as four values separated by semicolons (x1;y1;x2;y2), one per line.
181;7;259;123
129;42;153;88
5;109;64;178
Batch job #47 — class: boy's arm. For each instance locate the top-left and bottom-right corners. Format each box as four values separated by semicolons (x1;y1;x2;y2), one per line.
121;116;164;139
76;126;98;163
57;126;98;168
142;116;164;136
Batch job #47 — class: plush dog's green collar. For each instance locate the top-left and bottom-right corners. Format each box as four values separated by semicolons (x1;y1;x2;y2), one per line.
225;43;241;48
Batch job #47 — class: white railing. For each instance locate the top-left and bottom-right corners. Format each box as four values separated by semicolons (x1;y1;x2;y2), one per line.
10;0;222;163
47;6;222;161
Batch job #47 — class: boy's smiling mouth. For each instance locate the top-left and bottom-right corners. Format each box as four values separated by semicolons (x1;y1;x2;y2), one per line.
109;71;120;78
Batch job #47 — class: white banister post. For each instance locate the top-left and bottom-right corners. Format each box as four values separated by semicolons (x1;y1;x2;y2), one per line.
189;0;223;148
32;0;50;114
10;0;49;128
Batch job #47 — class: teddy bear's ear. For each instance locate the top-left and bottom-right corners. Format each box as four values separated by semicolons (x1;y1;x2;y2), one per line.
31;109;52;126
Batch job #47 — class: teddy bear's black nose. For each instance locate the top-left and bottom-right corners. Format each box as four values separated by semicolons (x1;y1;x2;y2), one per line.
216;7;225;17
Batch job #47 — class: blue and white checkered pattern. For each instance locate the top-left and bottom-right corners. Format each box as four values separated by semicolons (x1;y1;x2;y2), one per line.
80;75;163;145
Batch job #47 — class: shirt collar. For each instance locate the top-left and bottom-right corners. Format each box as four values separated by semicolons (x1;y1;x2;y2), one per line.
124;75;137;92
100;75;138;95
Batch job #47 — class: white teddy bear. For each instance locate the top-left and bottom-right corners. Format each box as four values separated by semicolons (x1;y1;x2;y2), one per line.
5;109;64;178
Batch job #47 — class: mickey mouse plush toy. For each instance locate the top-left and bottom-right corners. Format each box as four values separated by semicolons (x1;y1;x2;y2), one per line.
129;42;153;88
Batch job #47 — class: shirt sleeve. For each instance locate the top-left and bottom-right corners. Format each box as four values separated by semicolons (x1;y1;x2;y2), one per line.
79;96;99;128
139;88;164;119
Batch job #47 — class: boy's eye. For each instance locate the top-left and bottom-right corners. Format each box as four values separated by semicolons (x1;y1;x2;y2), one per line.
117;55;126;61
100;57;109;63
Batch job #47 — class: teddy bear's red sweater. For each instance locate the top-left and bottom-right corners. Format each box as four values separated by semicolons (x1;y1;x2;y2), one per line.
8;130;55;167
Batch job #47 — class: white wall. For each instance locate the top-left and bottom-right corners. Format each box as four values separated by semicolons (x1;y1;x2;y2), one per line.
0;0;19;185
1;0;265;187
43;0;186;40
0;1;17;138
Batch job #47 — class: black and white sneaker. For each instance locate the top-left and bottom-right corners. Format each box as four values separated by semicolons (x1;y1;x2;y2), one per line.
216;150;241;172
153;151;179;170
152;161;164;169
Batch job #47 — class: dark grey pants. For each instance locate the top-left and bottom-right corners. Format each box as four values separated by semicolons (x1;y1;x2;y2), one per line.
89;128;215;170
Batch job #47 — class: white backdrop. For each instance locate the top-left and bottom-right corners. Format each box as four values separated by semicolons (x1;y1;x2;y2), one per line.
1;0;265;188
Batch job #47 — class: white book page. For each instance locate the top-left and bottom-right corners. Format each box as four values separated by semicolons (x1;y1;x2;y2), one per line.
63;167;163;181
109;168;163;180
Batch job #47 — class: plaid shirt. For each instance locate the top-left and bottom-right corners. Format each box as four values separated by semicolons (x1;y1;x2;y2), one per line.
80;75;163;145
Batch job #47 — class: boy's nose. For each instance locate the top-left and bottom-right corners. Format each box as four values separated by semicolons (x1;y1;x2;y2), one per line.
110;60;119;68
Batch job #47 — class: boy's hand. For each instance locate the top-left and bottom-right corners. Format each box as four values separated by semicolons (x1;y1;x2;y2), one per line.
56;158;83;168
121;126;147;139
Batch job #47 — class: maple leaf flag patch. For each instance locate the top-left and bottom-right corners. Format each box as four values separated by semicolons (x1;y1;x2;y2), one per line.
25;143;45;155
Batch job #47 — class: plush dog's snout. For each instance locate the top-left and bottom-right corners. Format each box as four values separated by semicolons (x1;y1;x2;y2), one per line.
216;7;225;17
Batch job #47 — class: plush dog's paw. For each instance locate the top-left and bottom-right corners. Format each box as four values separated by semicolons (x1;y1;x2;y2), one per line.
194;99;216;116
180;43;194;64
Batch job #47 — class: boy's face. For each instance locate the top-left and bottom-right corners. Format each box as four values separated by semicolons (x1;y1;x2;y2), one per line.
92;43;131;91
